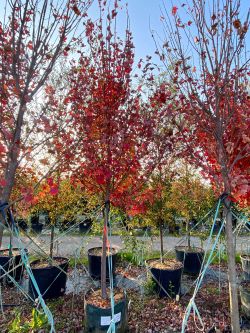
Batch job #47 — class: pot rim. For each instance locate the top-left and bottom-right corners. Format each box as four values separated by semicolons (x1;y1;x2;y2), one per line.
84;288;127;310
240;255;250;261
30;256;69;270
175;245;204;253
145;258;183;271
0;248;27;257
87;246;118;256
240;281;250;294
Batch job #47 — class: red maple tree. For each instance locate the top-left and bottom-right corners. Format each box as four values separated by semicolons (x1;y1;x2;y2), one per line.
154;1;250;331
0;0;93;245
64;0;175;298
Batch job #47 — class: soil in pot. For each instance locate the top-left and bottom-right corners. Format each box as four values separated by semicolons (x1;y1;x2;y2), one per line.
0;248;26;284
175;246;204;275
28;257;69;300
240;281;250;318
146;258;183;298
85;288;128;333
88;247;117;280
241;255;250;280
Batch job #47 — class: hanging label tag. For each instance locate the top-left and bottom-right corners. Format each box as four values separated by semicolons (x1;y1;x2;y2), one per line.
100;312;121;326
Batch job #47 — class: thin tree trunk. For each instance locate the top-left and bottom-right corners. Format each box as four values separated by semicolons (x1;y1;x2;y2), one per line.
159;222;164;263
49;224;55;261
187;231;191;249
224;196;240;333
0;216;5;248
0;166;17;247
0;102;26;246
101;199;110;299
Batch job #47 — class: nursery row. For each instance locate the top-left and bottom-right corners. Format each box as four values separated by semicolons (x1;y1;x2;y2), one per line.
0;244;250;332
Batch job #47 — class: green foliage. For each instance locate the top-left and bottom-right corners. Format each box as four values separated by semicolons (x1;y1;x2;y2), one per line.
143;278;158;296
145;175;176;229
168;281;176;299
131;164;216;235
209;250;241;265
169;165;216;225
68;255;88;268
9;308;49;333
29;178;99;228
120;233;153;266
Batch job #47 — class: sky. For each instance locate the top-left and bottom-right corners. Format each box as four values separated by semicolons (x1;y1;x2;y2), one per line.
87;0;165;65
87;0;250;67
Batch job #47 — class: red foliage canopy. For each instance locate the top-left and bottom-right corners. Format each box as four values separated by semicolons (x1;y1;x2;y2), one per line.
64;1;175;206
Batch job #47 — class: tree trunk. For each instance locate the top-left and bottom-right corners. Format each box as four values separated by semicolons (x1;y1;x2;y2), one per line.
0;165;21;247
187;231;191;248
0;165;17;247
159;222;164;263
0;103;26;247
49;224;55;261
101;199;110;299
224;196;240;333
0;215;5;248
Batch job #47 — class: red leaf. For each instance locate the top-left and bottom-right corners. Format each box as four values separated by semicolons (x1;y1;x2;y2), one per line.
72;5;81;16
172;6;178;15
0;179;7;187
50;186;59;195
47;178;54;186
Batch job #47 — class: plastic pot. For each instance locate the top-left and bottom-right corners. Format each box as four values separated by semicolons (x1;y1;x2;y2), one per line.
168;224;180;235
28;257;69;300
146;258;183;298
0;248;27;284
240;281;250;318
85;292;128;333
241;255;250;280
175;246;204;275
0;252;11;283
30;215;40;224
31;223;43;234
88;247;117;280
16;218;28;232
212;219;225;234
79;219;92;233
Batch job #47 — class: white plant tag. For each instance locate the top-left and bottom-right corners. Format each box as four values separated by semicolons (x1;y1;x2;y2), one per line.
101;316;111;326
100;312;121;326
114;312;121;323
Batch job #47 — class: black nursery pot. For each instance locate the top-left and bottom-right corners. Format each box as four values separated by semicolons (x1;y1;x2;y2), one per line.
31;223;43;234
85;292;128;333
88;247;117;280
0;248;27;284
16;218;28;232
79;219;92;233
175;246;204;275
29;257;69;300
146;258;183;298
30;215;40;224
212;219;225;234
